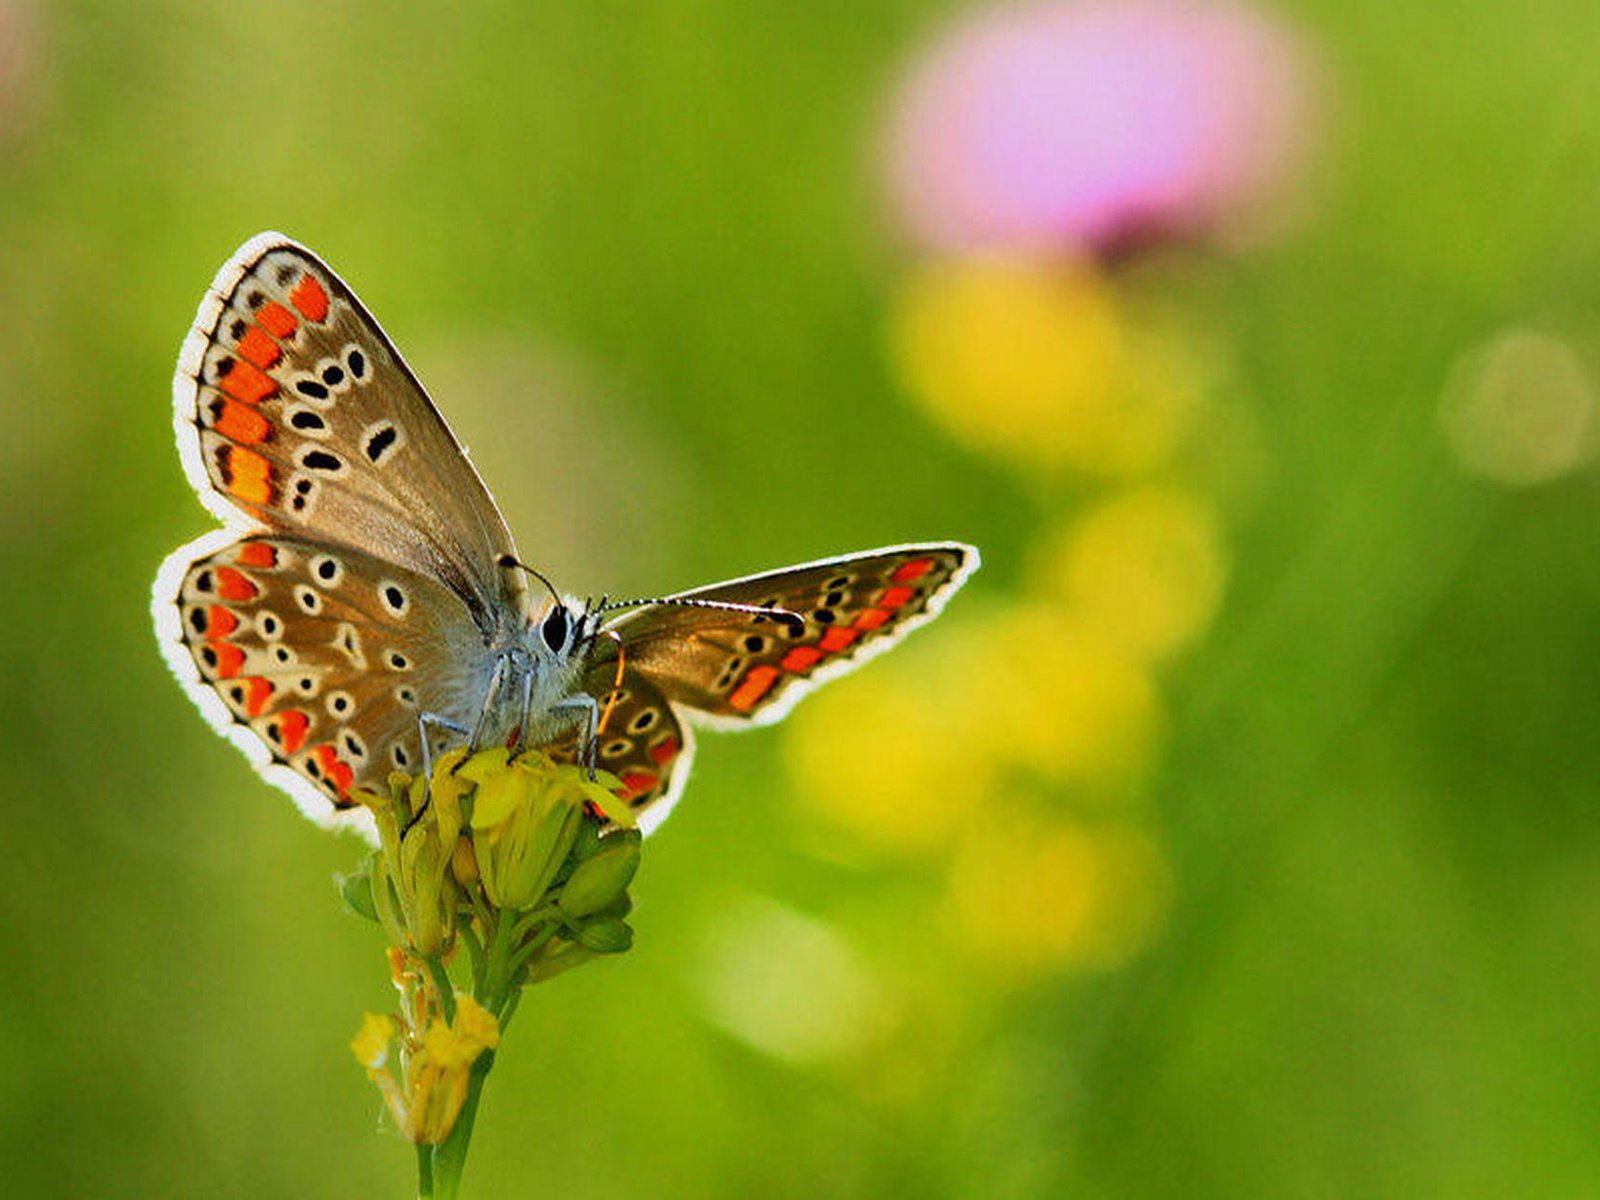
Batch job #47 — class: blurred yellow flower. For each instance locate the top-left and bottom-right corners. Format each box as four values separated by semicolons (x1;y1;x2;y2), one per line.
785;604;1160;855
958;606;1163;799
947;817;1171;978
783;653;995;855
1034;486;1227;663
887;256;1197;477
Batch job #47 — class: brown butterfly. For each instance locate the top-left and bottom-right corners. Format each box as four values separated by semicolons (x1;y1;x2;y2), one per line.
153;234;979;835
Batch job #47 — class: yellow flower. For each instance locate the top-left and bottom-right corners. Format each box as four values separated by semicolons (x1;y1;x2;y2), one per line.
1034;486;1227;663
350;1012;394;1070
353;994;501;1146
888;256;1197;477
404;996;501;1144
449;993;500;1053
420;995;500;1070
457;749;627;911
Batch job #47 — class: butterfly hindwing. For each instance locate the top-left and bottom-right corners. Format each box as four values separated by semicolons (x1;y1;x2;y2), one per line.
571;667;695;832
154;531;499;825
600;542;978;727
173;232;526;618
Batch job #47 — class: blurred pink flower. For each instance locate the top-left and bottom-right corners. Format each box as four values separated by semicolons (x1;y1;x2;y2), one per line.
885;0;1313;257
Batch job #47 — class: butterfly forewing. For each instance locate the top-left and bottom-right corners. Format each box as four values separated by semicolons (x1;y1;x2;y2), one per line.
158;234;980;839
175;233;526;619
160;533;499;817
601;543;977;726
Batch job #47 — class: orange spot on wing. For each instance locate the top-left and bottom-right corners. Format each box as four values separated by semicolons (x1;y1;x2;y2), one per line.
892;557;935;583
311;744;353;798
618;770;658;799
289;273;329;322
212;398;270;445
235;325;281;369
649;736;679;766
243;676;273;715
235;542;277;569
819;626;860;653
879;585;914;609
211;642;245;678
218;358;276;405
781;645;824;673
278;710;309;754
204;605;238;639
215;566;258;602
222;446;273;506
256;301;297;338
727;664;781;713
853;607;892;631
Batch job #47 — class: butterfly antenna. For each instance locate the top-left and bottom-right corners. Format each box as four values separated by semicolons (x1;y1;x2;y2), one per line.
497;554;562;608
595;594;806;634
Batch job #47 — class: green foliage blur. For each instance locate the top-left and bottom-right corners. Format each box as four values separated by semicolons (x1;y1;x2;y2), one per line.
1;2;1596;1197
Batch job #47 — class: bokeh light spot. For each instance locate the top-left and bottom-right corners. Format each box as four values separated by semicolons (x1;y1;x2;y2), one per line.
693;896;896;1066
1438;327;1597;487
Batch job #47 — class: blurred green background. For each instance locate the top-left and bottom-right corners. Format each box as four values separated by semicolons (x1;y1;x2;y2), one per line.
1;2;1597;1197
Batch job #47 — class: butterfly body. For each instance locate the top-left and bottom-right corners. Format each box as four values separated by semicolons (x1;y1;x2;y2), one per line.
154;234;977;837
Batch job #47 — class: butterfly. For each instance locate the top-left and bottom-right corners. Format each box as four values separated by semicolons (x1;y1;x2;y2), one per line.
152;233;979;837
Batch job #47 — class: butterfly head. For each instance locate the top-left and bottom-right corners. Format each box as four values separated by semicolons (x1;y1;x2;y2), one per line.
499;554;593;661
535;598;607;659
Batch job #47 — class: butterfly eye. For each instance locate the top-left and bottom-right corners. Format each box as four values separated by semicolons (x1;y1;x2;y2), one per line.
541;605;571;652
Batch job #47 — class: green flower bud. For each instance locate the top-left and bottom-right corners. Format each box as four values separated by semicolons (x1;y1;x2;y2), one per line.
570;816;603;863
571;917;633;954
557;834;641;919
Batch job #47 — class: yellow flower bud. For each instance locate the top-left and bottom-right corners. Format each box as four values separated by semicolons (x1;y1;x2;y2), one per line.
450;835;479;886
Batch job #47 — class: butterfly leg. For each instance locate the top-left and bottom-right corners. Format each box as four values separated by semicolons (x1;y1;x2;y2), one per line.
402;711;470;834
547;693;601;779
466;655;510;755
417;712;471;782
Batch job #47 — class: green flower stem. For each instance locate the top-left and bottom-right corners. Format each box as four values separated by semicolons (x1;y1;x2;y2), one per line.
417;905;529;1198
506;923;558;980
459;922;485;986
415;1142;434;1199
425;956;456;1024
